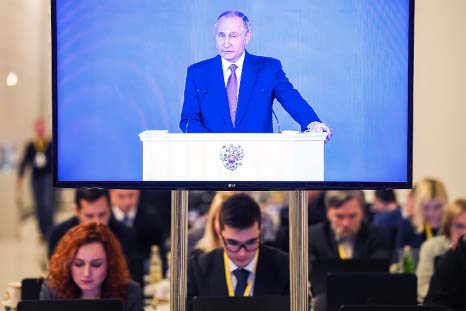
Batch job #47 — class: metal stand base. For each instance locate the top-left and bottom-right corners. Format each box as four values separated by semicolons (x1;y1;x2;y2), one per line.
289;190;309;311
168;189;309;311
170;190;189;311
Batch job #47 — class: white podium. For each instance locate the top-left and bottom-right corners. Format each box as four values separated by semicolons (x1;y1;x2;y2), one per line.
138;131;326;181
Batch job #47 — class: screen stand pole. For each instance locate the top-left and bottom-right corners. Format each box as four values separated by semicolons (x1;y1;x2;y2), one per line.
170;189;189;311
289;190;309;311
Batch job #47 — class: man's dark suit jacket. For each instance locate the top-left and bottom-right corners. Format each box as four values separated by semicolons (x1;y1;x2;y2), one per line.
308;221;391;262
124;205;168;273
139;190;171;239
180;51;321;133
187;244;289;304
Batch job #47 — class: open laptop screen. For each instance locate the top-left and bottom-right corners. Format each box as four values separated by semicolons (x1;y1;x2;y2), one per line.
326;273;417;311
192;296;290;311
309;259;389;295
17;299;123;311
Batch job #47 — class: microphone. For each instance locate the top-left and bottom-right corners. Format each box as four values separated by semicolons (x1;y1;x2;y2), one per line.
272;108;281;133
185;119;189;133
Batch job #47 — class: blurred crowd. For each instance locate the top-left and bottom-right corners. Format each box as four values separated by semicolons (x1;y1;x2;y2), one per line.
11;179;466;310
13;119;466;311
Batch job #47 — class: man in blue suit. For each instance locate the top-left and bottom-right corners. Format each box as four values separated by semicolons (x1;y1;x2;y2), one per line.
179;10;332;141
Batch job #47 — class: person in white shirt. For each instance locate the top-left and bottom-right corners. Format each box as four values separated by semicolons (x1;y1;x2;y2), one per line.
110;189;140;227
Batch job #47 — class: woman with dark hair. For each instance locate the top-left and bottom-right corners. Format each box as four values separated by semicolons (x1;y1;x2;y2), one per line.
40;222;142;311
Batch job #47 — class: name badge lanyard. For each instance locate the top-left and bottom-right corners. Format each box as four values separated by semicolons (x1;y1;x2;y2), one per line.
223;250;259;297
33;139;48;168
337;243;347;260
425;222;433;240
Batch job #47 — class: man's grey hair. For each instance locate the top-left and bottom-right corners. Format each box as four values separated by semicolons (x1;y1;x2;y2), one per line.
215;10;251;32
325;190;366;210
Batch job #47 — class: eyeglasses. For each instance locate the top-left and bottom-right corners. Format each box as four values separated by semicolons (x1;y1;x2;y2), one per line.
220;234;260;253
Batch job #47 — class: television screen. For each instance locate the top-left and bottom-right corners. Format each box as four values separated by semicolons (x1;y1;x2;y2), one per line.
52;0;413;189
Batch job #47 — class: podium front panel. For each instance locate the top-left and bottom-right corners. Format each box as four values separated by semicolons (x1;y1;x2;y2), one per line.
139;132;326;182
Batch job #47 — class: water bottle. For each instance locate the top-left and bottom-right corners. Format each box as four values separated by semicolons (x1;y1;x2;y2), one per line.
402;245;415;273
149;245;163;284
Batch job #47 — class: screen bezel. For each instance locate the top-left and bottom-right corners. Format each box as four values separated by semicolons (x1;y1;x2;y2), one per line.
50;0;414;190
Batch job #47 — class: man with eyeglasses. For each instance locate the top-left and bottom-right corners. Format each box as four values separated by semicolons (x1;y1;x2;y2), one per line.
187;193;289;306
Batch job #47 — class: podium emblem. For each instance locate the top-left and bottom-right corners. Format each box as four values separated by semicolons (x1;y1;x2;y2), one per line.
220;144;244;171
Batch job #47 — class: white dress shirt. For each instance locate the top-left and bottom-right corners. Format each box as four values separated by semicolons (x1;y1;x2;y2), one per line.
112;205;137;227
221;51;246;97
227;251;258;296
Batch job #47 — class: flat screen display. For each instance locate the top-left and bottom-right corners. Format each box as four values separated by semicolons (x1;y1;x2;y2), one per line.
52;0;413;189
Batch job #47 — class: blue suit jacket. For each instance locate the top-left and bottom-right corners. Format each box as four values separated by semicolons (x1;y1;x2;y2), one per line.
180;51;321;133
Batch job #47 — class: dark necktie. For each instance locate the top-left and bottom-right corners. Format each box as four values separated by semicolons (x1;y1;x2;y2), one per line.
233;268;250;296
226;64;238;127
122;214;131;227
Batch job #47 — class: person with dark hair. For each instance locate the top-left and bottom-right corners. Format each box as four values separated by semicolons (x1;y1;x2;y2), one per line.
372;189;402;228
179;10;332;140
48;188;141;282
371;189;403;259
187;193;289;308
275;191;327;253
375;189;397;203
309;190;391;262
40;223;143;311
138;190;172;241
308;190;391;311
16;118;55;240
110;189;167;274
424;233;466;310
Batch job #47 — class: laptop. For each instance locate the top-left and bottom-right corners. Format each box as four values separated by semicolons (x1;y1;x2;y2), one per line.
340;306;447;311
192;296;290;311
21;278;44;300
326;273;417;311
17;299;123;311
309;259;389;295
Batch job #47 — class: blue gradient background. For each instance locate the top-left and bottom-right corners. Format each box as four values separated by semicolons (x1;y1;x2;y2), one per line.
55;0;410;182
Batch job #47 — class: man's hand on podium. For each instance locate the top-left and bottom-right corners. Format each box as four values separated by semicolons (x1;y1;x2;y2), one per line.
306;121;332;143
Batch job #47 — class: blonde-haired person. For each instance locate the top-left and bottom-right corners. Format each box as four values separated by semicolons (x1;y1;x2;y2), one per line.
190;191;236;256
416;198;466;301
396;178;448;256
